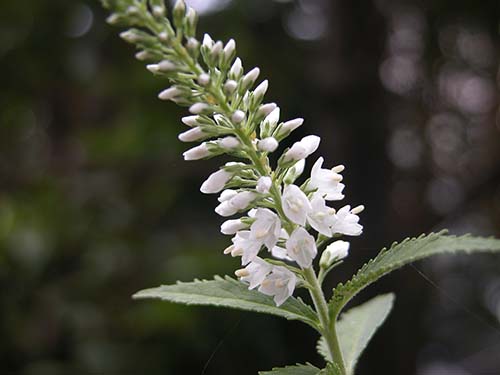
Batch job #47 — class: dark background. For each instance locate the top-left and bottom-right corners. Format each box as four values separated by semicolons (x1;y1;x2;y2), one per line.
1;0;500;374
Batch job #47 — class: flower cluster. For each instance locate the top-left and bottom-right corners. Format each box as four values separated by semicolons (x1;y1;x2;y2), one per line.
104;0;363;306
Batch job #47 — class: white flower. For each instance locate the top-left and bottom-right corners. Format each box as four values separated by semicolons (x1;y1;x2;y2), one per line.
215;200;238;217
256;176;272;194
178;127;204;142
183;143;210;160
257;137;279;152
232;230;262;265
283;135;321;162
271;246;292;261
200;169;233;194
197;73;210;86
263;107;280;127
189;102;211;114
158;60;177;72
181;115;202;127
307;193;335;236
202;33;214;49
236;257;272;289
250;208;281;250
223;39;236;60
242;67;260;88
158;87;182;101
224;80;238;94
283;159;306;184
231;110;246;124
218;189;237;202
309;157;345;201
331;205;363;236
259;266;297;306
230;191;257;210
258;103;277;117
221;219;248;235
282;184;311;226
216;191;257;217
276;118;304;137
253;80;269;100
229;57;243;79
218;136;240;149
320;240;349;268
286;227;317;268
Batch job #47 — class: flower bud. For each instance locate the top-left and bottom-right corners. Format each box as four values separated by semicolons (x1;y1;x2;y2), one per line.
253;80;268;102
283;159;305;185
260;107;280;137
276;118;304;138
173;0;186;28
197;73;210;86
231;110;246;124
230;191;257;210
201;169;233;194
186;37;200;54
152;5;165;18
221;219;248;235
178;127;205;142
257;137;279;152
256;176;272;194
320;240;350;268
215;201;238;217
218;189;237;202
223;39;236;62
181;115;202;127
219;136;240;150
183;143;210;160
158;60;177;72
185;7;198;37
158;86;182;101
189;103;212;115
158;32;169;42
257;103;277;118
283;135;320;162
211;41;223;59
224;80;238;94
229;58;243;79
202;33;214;49
241;67;260;90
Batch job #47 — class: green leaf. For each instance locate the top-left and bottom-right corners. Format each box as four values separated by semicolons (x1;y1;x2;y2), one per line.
318;294;394;374
259;363;320;375
329;232;500;319
134;276;320;329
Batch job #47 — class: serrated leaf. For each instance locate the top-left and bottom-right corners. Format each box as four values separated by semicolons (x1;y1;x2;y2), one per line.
318;294;394;374
259;363;320;375
329;232;500;319
134;276;320;329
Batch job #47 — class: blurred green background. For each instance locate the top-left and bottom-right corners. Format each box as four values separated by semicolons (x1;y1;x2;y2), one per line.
1;0;500;374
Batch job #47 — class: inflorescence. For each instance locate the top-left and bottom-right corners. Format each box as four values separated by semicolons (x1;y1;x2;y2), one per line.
104;0;364;306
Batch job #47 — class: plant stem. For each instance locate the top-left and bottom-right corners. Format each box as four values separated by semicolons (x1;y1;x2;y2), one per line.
303;267;346;375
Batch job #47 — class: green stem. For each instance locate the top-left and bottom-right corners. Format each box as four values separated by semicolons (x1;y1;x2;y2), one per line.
303;267;346;375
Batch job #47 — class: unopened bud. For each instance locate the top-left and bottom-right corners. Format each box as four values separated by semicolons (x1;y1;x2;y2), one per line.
189;103;212;115
198;73;210;86
224;80;238;94
231;110;246;124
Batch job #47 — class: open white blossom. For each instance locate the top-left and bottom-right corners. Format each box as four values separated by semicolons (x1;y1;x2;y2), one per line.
250;208;281;250
307;193;335;236
232;230;262;265
331;205;363;236
236;257;272;289
282;184;311;226
258;266;297;306
286;227;317;268
309;157;345;201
